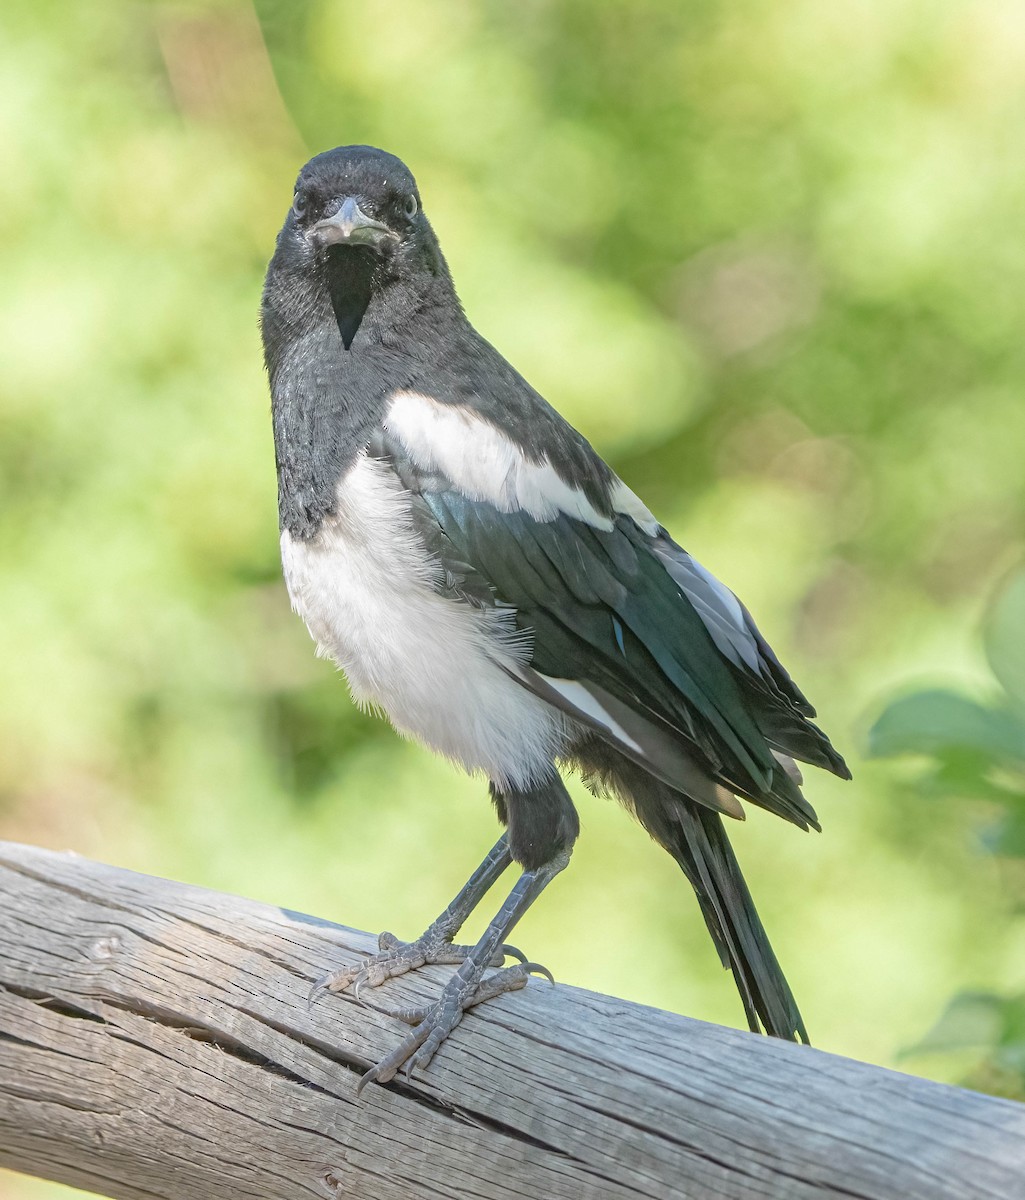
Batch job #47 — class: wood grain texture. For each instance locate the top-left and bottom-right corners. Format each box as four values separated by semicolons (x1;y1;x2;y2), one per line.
0;841;1022;1200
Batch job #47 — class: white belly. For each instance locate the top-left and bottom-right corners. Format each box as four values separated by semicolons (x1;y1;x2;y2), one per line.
280;454;569;789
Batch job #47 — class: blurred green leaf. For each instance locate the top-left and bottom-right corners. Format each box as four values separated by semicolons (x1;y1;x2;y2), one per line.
874;570;1025;1099
986;571;1025;711
906;991;1008;1056
905;991;1025;1100
981;811;1025;859
867;690;1025;765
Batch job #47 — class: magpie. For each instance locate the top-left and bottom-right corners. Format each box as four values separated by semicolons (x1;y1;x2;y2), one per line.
261;145;850;1090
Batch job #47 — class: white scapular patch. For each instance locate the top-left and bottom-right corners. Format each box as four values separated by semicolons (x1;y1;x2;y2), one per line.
385;390;615;528
280;453;572;789
610;479;661;536
386;390;665;538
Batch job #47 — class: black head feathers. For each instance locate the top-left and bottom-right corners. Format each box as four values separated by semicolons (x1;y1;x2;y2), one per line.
292;146;422;247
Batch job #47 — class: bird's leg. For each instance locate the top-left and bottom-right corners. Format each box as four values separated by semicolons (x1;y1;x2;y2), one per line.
311;834;519;1002
357;847;570;1092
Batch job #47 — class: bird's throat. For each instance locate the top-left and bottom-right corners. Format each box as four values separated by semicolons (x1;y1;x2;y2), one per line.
324;247;377;350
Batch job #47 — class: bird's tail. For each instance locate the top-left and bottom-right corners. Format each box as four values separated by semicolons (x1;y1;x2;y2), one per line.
579;746;808;1042
663;800;807;1042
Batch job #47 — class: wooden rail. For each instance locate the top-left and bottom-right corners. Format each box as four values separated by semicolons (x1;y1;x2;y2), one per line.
0;841;1022;1199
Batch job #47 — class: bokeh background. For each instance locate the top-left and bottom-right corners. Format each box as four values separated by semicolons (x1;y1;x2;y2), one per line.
2;1;1024;1194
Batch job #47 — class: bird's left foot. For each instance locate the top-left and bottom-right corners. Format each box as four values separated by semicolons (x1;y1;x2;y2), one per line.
309;928;525;1006
356;958;552;1093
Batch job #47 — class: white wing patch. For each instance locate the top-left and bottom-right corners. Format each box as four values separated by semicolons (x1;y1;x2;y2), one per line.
385;390;614;529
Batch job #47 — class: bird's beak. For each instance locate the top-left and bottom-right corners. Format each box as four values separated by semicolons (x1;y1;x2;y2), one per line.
312;197;397;250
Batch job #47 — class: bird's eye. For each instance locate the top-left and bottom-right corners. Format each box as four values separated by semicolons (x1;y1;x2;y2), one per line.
403;194;418;219
292;192;307;220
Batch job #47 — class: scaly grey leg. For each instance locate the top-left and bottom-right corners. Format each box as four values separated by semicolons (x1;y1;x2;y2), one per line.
357;847;571;1092
310;835;520;1004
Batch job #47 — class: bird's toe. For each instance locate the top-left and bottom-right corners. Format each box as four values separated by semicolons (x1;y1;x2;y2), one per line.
308;963;363;1008
355;959;549;1091
313;930;527;1009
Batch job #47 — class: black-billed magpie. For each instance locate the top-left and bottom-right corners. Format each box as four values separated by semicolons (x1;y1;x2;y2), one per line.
261;145;850;1090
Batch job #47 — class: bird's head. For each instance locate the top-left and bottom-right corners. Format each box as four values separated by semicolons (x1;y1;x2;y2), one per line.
283;145;429;273
264;145;454;358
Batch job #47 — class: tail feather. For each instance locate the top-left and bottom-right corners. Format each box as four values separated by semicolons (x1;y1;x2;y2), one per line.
668;803;808;1042
578;741;808;1042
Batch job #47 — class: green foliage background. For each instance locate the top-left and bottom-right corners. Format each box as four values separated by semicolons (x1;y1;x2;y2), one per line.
2;2;1024;1193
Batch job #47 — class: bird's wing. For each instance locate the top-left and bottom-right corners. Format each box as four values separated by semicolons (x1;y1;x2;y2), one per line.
374;390;848;828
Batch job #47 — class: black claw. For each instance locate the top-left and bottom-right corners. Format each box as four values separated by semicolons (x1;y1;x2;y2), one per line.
525;961;556;986
355;1065;379;1097
308;973;334;1010
500;942;528;964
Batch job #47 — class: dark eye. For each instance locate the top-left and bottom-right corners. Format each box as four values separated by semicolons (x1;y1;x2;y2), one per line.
403;194;418;219
292;191;307;220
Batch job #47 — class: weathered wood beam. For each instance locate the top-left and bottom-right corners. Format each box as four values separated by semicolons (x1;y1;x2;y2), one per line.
0;841;1022;1199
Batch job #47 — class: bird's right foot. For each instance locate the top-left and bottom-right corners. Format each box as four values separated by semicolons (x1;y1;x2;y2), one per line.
309;928;524;1006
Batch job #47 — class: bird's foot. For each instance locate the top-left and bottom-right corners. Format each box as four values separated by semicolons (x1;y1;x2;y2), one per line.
309;927;526;1007
356;959;553;1093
